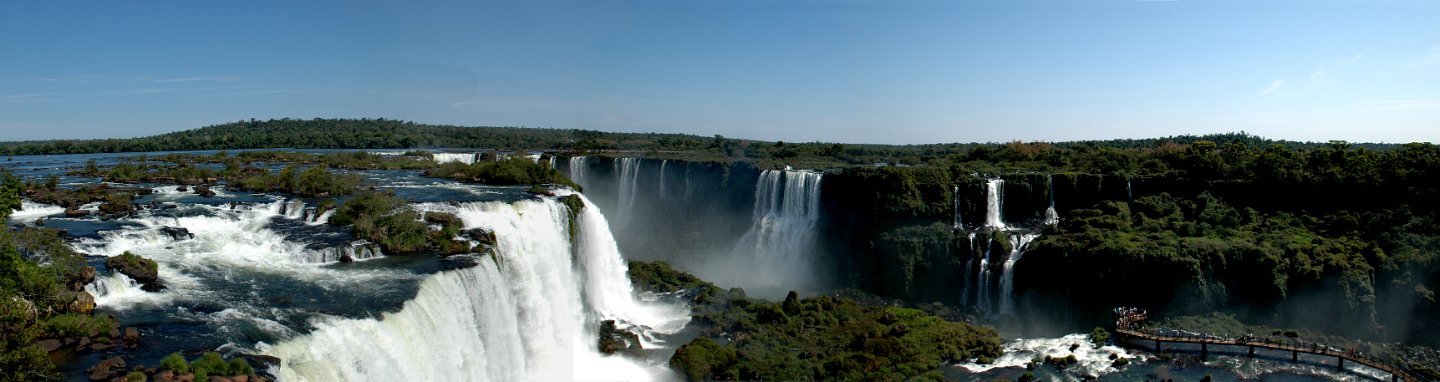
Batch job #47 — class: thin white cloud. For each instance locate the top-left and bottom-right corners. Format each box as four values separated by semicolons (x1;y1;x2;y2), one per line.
0;93;56;105
1254;80;1285;97
26;75;103;83
1356;100;1440;112
1343;54;1363;65
153;76;242;83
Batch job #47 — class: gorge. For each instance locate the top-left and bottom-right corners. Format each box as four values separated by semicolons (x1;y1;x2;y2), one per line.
3;127;1439;381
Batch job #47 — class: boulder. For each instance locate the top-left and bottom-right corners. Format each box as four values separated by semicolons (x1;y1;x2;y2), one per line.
105;253;164;291
37;338;63;353
88;356;126;381
69;266;97;291
194;185;216;197
153;370;178;382
123;327;140;343
66;208;91;218
176;186;188;192
597;319;643;355
67;291;96;314
160;227;195;241
463;228;497;246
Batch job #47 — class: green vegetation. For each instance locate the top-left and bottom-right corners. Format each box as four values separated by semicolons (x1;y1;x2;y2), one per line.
629;260;1001;381
0;172;98;381
1089;326;1110;347
329;191;469;255
159;353;189;374
423;157;580;190
229;164;362;197
156;352;253;379
817;140;1440;347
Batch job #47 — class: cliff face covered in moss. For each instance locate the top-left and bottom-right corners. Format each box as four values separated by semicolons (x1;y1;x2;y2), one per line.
577;141;1440;345
629;261;1003;381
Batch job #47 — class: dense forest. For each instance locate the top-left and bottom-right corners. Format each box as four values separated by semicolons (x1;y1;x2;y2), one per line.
0;118;1392;169
817;139;1440;351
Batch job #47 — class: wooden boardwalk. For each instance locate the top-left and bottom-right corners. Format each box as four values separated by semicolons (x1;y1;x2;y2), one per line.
1113;312;1422;382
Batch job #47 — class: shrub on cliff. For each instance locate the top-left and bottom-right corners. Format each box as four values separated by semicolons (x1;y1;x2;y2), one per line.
0;218;103;379
329;191;468;255
423;157;581;190
670;337;737;381
659;265;1004;382
229;164;361;197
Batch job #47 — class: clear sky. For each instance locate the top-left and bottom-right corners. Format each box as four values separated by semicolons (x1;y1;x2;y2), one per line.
2;0;1437;144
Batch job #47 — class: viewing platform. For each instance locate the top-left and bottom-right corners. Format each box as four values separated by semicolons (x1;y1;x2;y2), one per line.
1111;307;1421;382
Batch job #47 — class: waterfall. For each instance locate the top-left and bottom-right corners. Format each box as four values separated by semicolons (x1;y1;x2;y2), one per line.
708;169;823;298
548;156;557;169
1126;177;1133;207
961;232;975;306
568;156;588;188
985;178;1006;230
267;195;686;381
282;199;307;220
8;200;65;222
997;233;1040;316
977;238;993;313
432;153;478;165
658;160;668;200
1043;175;1059;226
615;158;641;215
952;185;963;229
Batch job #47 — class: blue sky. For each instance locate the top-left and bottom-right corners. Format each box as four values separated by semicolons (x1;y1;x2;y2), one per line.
2;0;1437;144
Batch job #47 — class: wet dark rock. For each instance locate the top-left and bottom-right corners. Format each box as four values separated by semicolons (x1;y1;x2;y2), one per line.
161;227;195;240
66;208;91;218
176;186;188;192
463;228;497;246
105;252;164;291
69;266;97;291
67;290;96;314
597;319;643;355
194;185;216;197
37;338;63;353
123;327;140;343
88;356;126;381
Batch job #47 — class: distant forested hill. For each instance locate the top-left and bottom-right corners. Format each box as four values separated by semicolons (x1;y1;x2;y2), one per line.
0;118;1400;165
0;118;716;155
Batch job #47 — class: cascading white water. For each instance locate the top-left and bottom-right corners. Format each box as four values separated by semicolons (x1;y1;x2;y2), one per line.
1043;175;1059;226
432;153;478;165
961;233;976;306
658;160;668;200
952;185;963;229
701;169;824;298
73;200;374;266
977;239;993;313
266;195;686;382
85;272;149;307
998;233;1040;316
957;334;1145;377
985;178;1006;229
548;156;557;170
8;200;66;222
615;158;641;216
568;156;589;188
282;199;307;220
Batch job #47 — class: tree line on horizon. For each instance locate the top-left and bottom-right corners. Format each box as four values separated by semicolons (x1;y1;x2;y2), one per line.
0;118;1400;161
